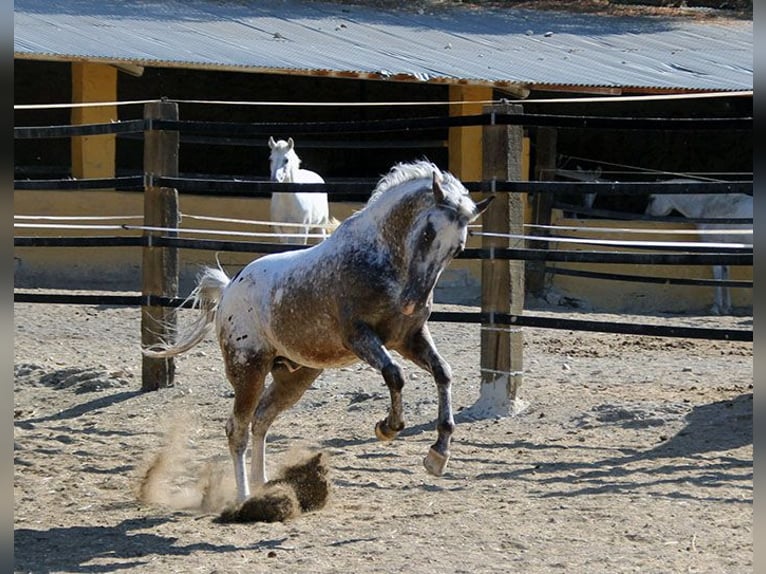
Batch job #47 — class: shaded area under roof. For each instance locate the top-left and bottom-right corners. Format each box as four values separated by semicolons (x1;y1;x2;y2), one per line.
14;0;753;94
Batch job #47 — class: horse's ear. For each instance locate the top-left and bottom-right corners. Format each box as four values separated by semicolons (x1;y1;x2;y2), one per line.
287;137;295;151
471;196;495;221
268;136;276;149
432;172;445;203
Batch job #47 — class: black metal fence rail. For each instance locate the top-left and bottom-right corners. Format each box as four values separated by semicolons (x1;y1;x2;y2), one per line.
12;291;751;343
14;111;753;140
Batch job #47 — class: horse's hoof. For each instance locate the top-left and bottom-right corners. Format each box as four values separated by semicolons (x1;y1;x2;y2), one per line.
423;448;450;476
374;420;400;442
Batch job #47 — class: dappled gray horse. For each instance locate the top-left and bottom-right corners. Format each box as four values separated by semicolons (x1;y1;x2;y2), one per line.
144;160;493;502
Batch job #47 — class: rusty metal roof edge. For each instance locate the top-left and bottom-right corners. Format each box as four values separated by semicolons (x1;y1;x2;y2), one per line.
15;50;539;94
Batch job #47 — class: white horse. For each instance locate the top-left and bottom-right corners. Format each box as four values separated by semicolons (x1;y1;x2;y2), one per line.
645;181;753;315
268;137;337;244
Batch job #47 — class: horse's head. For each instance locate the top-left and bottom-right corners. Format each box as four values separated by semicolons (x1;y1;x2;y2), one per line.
268;136;300;182
399;170;493;315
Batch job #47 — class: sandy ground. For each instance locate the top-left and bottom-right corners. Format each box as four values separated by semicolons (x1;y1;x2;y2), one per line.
14;296;752;573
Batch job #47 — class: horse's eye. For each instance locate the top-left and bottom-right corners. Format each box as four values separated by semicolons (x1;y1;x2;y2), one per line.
422;223;436;245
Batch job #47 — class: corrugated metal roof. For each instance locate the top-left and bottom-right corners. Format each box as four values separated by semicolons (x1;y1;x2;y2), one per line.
14;0;753;93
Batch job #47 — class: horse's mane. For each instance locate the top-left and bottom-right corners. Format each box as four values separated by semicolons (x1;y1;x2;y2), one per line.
367;160;462;206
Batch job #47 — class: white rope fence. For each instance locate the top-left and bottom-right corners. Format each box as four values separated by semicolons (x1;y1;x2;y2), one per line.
526;223;753;236
14;215;753;249
14;221;327;241
14;91;753;110
469;231;751;250
182;213;339;230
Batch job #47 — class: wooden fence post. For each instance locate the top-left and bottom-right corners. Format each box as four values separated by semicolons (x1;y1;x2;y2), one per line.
141;100;179;391
470;102;526;417
527;127;557;297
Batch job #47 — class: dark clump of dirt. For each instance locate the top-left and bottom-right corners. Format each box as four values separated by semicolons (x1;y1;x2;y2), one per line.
218;451;331;523
271;451;331;512
219;483;301;523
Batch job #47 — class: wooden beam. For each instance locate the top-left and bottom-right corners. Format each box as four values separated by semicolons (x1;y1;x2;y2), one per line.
471;102;526;418
71;62;117;179
448;85;493;181
141;101;180;391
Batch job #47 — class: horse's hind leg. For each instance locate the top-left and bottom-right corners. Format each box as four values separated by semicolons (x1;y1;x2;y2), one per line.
250;362;323;485
721;265;732;314
223;352;271;503
401;325;454;477
711;264;730;314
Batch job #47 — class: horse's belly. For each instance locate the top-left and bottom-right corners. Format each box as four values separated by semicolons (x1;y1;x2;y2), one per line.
271;319;357;369
281;344;358;370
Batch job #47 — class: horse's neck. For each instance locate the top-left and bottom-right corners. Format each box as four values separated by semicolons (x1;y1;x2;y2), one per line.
362;184;431;265
281;160;300;182
283;165;324;184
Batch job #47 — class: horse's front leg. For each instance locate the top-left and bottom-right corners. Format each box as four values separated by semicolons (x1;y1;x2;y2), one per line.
343;321;406;441
400;325;454;477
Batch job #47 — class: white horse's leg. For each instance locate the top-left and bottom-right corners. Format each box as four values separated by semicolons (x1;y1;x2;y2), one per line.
711;264;725;315
720;264;732;314
225;415;251;503
250;363;323;486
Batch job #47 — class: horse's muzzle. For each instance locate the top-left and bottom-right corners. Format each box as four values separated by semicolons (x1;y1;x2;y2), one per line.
401;301;417;316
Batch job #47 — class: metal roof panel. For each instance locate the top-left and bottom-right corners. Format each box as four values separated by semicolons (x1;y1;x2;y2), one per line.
13;0;753;92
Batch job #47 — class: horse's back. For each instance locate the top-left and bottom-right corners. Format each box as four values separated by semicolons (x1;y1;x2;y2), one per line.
695;194;753;245
217;244;362;368
296;169;324;184
730;194;753;218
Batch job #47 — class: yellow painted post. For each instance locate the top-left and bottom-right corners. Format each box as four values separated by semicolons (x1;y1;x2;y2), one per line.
71;62;117;178
448;84;493;181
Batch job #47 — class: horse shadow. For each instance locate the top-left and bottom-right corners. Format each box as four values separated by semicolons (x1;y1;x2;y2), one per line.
466;393;752;501
13;516;289;573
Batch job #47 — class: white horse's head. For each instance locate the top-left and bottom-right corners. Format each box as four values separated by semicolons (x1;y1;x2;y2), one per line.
268;136;300;183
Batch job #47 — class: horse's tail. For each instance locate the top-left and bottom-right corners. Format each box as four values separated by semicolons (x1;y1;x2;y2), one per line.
142;266;230;358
